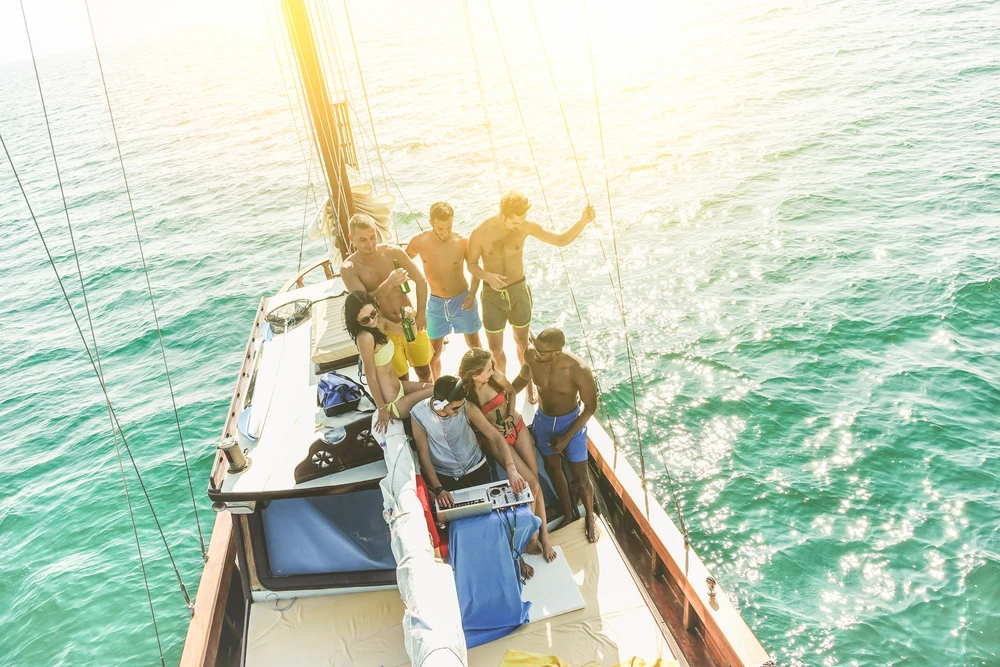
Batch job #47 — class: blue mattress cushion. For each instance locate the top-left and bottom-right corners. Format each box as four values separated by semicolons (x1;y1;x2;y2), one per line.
448;506;541;648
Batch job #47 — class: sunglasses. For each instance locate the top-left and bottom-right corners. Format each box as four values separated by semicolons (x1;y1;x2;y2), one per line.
359;308;379;324
445;399;466;414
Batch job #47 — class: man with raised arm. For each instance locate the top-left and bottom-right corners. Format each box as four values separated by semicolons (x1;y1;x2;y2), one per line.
466;190;595;402
513;327;601;543
405;201;483;380
341;213;433;382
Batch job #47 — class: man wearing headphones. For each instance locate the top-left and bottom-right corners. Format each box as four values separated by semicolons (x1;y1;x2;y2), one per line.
410;375;527;508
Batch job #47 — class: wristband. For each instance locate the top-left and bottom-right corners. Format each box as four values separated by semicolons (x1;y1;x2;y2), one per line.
432;486;444;495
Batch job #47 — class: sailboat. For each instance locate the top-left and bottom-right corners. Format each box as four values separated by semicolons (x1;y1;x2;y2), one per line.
179;1;776;666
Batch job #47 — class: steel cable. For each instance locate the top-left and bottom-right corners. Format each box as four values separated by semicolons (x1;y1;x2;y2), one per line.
83;0;207;557
16;1;194;611
485;0;623;455
1;133;179;663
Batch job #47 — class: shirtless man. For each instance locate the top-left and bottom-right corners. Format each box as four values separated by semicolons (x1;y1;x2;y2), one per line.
406;202;482;380
466;190;595;401
513;327;601;543
341;213;433;382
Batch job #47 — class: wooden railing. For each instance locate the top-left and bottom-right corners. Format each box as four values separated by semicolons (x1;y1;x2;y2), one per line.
179;513;236;667
277;258;336;294
586;421;774;667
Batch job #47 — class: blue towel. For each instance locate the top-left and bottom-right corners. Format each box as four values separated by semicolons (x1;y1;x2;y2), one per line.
449;506;541;648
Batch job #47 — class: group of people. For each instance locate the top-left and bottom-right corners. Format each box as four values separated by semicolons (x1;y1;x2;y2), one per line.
341;191;602;568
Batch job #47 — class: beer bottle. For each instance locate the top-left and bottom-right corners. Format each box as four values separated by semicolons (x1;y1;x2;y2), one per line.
400;306;416;343
393;258;410;294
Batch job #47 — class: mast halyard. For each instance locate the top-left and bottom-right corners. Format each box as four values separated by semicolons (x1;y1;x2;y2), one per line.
281;0;355;259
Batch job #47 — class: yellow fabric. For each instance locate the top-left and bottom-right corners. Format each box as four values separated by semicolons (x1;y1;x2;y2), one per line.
500;649;570;667
500;650;678;667
373;337;395;367
386;329;432;377
386;382;404;418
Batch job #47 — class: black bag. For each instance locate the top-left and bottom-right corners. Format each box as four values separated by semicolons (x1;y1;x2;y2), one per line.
294;412;382;484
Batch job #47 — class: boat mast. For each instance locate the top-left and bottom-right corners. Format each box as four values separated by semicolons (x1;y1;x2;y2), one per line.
281;0;355;258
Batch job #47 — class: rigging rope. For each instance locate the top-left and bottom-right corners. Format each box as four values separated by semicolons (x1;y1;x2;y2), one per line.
264;0;326;270
344;100;424;232
484;0;624;455
463;0;503;199
1;136;164;666
83;0;206;558
526;0;589;202
313;0;396;240
1;134;183;659
15;3;193;611
342;0;389;197
298;182;312;271
281;0;354;258
264;0;323;202
303;0;373;248
323;1;378;190
525;0;650;516
581;0;689;533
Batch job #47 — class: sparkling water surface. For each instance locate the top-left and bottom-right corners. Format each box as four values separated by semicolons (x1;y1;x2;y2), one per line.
1;0;998;665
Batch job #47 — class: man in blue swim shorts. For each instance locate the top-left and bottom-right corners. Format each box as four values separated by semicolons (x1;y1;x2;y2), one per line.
513;327;602;543
406;202;482;379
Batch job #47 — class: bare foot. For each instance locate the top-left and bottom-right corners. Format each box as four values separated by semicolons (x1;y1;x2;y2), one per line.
524;535;542;556
585;513;602;543
540;535;557;562
520;558;534;580
526;381;538;405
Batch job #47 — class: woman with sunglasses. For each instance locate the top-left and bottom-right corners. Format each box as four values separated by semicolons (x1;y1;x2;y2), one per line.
344;290;431;434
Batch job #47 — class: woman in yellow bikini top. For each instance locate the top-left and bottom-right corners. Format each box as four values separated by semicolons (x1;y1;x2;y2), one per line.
345;291;431;433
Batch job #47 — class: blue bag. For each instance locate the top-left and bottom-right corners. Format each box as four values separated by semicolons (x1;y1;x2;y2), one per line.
317;371;367;417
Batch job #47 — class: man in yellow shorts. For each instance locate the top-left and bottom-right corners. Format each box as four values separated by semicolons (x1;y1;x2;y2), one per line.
341;213;433;381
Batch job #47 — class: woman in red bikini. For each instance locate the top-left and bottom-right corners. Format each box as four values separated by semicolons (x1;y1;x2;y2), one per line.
459;348;555;562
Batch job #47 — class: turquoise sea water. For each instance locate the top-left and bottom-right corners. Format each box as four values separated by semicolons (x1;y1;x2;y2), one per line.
1;0;998;664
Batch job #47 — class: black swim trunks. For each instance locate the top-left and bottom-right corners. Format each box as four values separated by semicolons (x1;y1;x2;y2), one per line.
481;278;532;333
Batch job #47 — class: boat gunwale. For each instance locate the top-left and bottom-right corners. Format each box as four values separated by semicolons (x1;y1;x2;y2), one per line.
208;298;268;494
586;422;774;667
208;259;334;495
180;512;236;667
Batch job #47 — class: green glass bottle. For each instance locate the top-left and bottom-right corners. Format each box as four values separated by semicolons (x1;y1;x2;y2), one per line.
400;306;416;342
393;258;410;294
